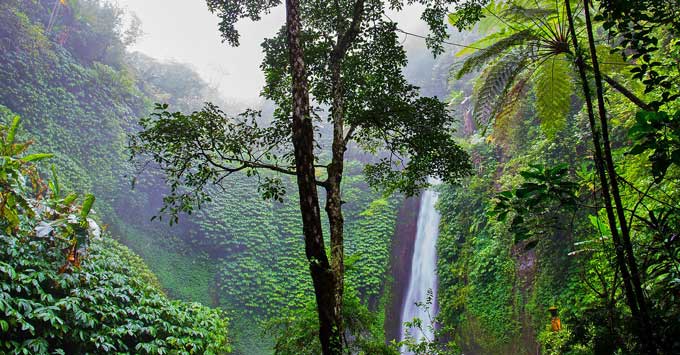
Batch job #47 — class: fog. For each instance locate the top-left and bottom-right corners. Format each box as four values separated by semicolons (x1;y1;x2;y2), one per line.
115;0;433;101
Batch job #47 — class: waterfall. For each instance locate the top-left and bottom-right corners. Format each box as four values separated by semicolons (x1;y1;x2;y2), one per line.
400;188;441;354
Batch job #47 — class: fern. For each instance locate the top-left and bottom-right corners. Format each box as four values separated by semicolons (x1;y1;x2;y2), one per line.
472;50;528;130
532;54;574;138
456;31;508;57
456;0;575;137
502;4;557;23
492;76;530;147
477;1;512;33
457;29;537;79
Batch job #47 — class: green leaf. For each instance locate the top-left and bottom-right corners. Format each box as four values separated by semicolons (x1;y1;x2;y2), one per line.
22;153;54;162
589;215;610;236
80;194;95;219
62;193;78;205
49;164;60;198
6;115;20;146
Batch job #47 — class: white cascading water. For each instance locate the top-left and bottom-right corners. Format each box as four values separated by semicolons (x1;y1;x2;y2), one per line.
400;188;441;354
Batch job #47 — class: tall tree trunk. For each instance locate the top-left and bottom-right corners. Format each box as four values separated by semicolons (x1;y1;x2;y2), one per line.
285;0;341;353
325;0;365;347
582;3;656;352
327;58;346;347
564;0;647;348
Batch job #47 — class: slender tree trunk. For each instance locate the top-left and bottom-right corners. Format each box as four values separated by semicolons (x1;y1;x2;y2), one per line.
564;0;646;346
325;0;365;347
285;0;341;353
327;58;346;346
582;3;656;352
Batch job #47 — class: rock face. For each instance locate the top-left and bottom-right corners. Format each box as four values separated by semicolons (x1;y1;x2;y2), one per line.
385;196;421;343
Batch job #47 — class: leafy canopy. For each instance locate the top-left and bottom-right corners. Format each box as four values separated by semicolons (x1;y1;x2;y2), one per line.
131;0;472;219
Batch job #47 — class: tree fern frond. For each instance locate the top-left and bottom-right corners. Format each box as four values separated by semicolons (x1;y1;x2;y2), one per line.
492;76;531;148
477;1;513;33
457;29;536;79
502;5;557;24
472;50;528;130
532;53;574;137
496;76;530;127
455;31;509;57
595;44;627;75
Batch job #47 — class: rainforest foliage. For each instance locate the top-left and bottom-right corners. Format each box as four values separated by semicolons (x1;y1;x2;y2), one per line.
131;0;470;353
0;117;231;354
2;0;680;354
435;0;680;354
0;1;405;353
0;0;223;307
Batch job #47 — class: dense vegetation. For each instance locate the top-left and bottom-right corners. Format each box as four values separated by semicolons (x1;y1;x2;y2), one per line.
435;1;680;354
0;117;230;354
2;0;679;354
0;1;405;353
0;0;221;306
130;0;475;352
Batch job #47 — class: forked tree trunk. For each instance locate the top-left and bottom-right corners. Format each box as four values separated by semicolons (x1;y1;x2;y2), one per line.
285;0;342;353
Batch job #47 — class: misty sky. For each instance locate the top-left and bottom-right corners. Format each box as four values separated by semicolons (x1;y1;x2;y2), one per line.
115;0;431;101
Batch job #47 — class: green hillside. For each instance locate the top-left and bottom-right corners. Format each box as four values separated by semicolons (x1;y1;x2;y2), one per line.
0;116;230;354
0;1;401;353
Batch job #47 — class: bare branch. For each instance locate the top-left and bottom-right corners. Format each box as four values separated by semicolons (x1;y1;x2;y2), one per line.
343;125;357;146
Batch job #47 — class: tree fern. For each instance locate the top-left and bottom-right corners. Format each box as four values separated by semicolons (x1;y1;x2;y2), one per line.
472;50;528;130
456;29;536;79
477;1;512;33
492;76;530;147
456;31;509;57
502;4;557;23
452;0;581;138
532;54;574;137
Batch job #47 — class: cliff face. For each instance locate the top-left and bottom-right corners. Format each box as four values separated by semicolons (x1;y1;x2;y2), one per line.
385;196;421;343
